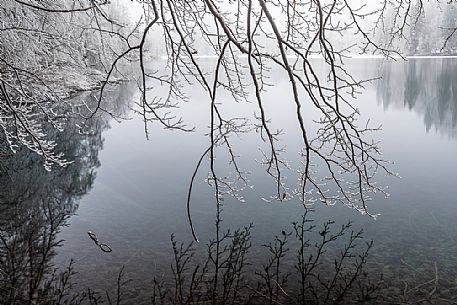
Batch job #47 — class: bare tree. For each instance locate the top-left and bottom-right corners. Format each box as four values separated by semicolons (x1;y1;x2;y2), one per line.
139;0;397;241
4;0;453;241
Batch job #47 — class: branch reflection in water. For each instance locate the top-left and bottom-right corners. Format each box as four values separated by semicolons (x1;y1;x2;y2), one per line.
0;83;131;304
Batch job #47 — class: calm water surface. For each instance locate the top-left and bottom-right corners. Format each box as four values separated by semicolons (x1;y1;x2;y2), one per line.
4;58;457;301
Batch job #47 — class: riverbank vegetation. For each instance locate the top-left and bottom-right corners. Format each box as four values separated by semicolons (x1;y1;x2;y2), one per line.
0;0;135;169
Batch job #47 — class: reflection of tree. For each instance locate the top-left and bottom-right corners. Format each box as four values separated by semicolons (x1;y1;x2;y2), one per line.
377;59;457;138
0;84;130;304
404;60;419;109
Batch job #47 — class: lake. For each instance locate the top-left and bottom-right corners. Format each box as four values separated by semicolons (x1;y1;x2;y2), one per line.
2;58;457;303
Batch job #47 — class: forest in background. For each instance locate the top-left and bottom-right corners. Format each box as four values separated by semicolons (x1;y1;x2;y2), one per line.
390;1;457;55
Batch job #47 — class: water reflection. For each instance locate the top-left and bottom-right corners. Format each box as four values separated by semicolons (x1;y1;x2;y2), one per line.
378;58;457;138
0;85;130;304
3;59;457;303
